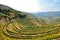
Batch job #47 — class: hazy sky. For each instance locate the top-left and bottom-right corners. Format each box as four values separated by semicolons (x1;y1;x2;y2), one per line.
0;0;60;13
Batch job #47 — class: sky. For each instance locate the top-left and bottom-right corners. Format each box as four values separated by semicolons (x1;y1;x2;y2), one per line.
0;0;60;13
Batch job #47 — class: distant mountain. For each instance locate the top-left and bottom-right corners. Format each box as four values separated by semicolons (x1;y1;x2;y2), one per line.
34;12;60;19
33;12;60;23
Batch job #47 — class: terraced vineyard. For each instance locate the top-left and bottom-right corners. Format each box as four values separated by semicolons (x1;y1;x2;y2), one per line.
0;19;60;40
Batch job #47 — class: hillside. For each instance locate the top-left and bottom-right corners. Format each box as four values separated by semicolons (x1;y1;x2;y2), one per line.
0;4;60;40
0;4;43;40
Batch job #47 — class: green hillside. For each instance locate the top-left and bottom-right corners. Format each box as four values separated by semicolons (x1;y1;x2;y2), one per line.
0;4;60;40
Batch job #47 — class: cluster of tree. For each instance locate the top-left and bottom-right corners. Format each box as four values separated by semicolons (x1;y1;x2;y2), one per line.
15;13;27;19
